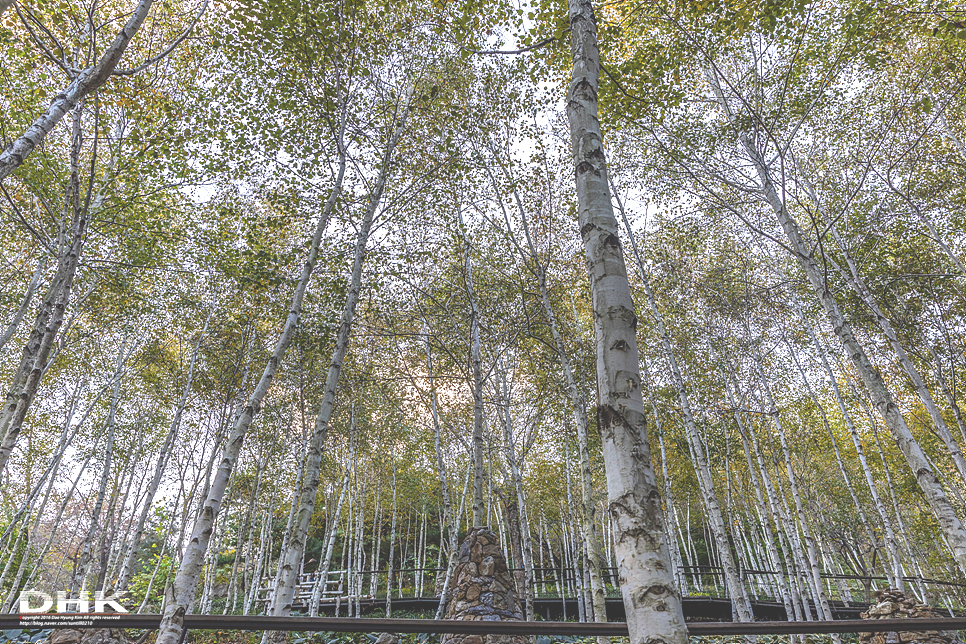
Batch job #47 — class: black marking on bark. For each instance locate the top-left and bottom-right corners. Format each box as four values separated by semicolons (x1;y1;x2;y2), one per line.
611;339;629;351
639;584;672;604
571;78;598;101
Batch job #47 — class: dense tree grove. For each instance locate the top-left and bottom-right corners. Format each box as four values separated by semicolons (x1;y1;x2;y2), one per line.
2;0;966;642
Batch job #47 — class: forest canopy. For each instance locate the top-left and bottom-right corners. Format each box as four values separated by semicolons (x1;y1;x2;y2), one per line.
2;0;966;642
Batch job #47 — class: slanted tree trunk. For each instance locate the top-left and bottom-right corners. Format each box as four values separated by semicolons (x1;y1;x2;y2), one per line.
705;68;966;572
0;109;89;476
260;94;411;643
153;108;348;644
0;257;46;352
0;0;158;182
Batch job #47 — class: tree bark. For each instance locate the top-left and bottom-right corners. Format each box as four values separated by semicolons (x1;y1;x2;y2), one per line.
565;1;687;640
0;0;156;182
153;114;348;644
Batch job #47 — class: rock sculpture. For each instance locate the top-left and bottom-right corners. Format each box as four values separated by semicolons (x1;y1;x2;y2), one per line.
859;588;960;644
440;526;527;644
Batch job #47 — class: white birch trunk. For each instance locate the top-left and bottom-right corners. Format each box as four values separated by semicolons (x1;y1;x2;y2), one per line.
565;0;687;641
0;0;157;182
259;94;411;642
153;113;348;644
0;109;88;476
706;69;966;572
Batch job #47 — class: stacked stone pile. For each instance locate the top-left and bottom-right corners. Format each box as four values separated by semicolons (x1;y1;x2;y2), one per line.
859;588;959;644
46;629;129;644
440;526;527;644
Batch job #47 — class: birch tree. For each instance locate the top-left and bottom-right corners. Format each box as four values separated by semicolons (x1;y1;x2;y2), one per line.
565;1;688;643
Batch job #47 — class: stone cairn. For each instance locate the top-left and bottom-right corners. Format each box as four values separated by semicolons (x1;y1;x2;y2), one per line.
46;629;129;644
440;526;528;644
859;588;960;644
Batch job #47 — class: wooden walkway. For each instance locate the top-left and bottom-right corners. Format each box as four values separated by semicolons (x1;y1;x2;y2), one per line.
291;596;872;621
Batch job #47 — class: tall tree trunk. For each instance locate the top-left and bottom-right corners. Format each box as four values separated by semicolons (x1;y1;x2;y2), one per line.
0;108;90;476
0;0;159;182
706;68;966;572
260;94;411;643
564;0;687;642
153;107;348;644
